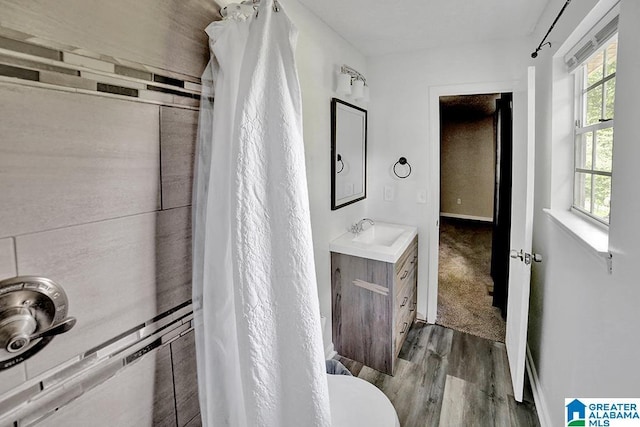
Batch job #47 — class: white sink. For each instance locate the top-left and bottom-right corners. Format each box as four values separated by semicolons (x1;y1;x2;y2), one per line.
330;222;418;263
352;224;405;246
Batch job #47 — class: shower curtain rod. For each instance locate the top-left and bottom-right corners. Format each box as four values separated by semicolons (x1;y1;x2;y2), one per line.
251;0;280;13
531;0;572;58
220;0;280;19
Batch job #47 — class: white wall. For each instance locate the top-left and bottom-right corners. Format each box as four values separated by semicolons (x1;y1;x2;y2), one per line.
528;0;640;423
366;39;531;318
282;0;368;350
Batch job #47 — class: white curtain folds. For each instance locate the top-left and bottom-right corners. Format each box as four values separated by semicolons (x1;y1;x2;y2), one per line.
191;1;331;426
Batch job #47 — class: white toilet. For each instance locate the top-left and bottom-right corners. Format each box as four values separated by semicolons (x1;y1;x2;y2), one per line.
326;373;400;427
322;317;400;427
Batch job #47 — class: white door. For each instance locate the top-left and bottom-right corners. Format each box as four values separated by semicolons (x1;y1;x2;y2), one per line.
505;66;536;402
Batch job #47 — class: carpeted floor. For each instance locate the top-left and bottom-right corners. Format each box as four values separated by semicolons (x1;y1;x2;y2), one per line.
436;217;506;342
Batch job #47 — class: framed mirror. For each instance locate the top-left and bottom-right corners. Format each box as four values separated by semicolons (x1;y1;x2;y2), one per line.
331;98;367;210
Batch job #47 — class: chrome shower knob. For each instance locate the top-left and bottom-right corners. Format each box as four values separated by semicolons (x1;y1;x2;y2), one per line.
0;276;76;370
0;307;38;353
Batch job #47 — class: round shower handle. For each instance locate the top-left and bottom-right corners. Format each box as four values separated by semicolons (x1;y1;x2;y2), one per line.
0;276;76;369
0;309;76;354
0;307;38;353
19;317;76;352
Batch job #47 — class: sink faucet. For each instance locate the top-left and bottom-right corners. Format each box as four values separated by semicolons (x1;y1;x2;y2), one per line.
350;218;375;234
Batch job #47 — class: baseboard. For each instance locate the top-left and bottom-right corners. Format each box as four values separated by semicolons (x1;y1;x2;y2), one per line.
440;212;493;222
325;342;337;360
526;344;551;427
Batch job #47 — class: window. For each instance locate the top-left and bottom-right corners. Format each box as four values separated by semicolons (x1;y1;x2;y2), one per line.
573;35;617;225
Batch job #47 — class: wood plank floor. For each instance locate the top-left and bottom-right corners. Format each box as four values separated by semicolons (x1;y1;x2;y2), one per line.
336;322;539;427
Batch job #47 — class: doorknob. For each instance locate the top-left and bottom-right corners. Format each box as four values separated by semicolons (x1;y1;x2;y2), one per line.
510;249;524;260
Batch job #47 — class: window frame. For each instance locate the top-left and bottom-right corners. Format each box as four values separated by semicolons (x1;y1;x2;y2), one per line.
571;34;617;227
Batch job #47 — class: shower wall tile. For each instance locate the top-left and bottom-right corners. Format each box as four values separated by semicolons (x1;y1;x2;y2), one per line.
160;107;198;209
183;81;202;92
154;74;185;88
156;206;193;313
81;70;147;90
0;83;160;238
0;238;16;279
0;0;217;78
170;95;200;108
114;64;152;81
154;345;179;427
0;364;26;397
16;212;173;377
0;63;39;81
0;53;77;75
38;70;97;91
38;345;176;427
96;82;139;98
0;36;60;60
140;88;176;104
0;237;19;394
63;52;114;72
171;330;200;426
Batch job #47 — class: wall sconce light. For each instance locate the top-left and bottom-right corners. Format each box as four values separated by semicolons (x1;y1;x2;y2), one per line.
336;65;369;102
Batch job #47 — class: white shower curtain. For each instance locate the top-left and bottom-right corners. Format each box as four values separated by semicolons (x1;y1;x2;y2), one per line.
192;1;331;426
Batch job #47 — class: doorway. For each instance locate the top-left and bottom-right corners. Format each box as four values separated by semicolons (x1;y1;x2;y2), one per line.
435;93;511;342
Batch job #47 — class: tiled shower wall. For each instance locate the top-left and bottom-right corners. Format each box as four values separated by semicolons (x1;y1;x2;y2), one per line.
0;1;219;425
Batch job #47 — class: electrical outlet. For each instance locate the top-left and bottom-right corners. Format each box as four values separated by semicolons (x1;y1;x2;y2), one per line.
384;185;395;201
457;198;462;205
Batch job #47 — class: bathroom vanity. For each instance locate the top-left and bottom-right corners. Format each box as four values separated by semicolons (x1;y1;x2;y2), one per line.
330;223;418;375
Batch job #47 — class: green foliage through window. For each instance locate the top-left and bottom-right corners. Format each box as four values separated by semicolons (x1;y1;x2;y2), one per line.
573;36;617;225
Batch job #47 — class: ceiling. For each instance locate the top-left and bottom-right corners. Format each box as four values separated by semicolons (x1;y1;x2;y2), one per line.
295;0;551;56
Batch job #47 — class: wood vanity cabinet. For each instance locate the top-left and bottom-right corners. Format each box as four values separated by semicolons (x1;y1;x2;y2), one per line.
331;236;418;375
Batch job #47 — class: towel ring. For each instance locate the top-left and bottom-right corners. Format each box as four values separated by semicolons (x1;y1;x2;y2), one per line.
393;157;411;179
336;154;344;174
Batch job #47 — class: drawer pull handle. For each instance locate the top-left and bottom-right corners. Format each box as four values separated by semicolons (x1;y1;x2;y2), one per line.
400;270;409;280
400;296;408;307
400;322;409;334
410;302;416;312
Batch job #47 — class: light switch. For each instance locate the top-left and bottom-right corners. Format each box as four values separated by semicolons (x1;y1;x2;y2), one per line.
417;189;427;204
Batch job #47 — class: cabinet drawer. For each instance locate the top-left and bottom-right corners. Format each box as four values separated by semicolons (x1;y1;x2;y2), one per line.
394;288;416;355
394;274;414;323
394;238;417;296
394;237;418;277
